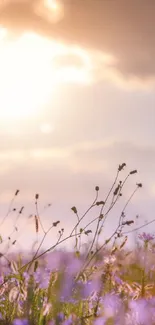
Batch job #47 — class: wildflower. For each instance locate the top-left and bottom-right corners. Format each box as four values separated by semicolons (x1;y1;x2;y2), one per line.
101;294;122;318
93;317;106;325
67;256;82;275
56;312;65;322
33;267;51;288
138;232;155;243
63;315;77;325
113;275;123;285
82;279;101;300
60;273;75;301
127;299;153;325
23;272;30;284
13;320;29;325
63;319;72;325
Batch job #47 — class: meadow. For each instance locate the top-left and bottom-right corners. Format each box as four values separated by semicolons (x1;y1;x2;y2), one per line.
0;163;154;325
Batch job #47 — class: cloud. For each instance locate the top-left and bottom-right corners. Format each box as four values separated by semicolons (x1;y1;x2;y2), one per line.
1;140;155;195
0;0;155;83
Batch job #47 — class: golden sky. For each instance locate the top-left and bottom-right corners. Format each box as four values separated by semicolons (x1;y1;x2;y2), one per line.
0;0;155;252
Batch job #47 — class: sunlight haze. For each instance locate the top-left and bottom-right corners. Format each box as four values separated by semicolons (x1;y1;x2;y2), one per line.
0;0;155;252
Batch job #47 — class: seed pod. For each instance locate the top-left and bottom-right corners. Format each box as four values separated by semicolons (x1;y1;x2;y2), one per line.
35;215;39;233
35;193;39;200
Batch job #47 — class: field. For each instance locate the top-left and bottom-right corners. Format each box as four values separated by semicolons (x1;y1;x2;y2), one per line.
0;164;154;325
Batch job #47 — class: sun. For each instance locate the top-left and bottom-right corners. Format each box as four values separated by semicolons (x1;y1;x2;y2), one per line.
0;28;92;121
0;31;55;120
34;0;64;23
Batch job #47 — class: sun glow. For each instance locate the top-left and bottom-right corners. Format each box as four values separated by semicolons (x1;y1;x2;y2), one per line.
0;28;93;120
34;0;64;23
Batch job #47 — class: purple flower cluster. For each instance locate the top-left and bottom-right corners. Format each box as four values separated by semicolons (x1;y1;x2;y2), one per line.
138;232;155;243
0;248;155;324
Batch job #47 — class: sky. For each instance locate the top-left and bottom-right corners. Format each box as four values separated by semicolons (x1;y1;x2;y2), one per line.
0;0;155;254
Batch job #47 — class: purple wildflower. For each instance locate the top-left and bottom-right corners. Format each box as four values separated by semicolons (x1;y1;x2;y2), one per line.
93;317;106;325
138;232;155;243
81;279;101;300
60;273;76;301
13;319;29;325
33;268;50;289
0;276;4;285
127;299;154;325
57;312;65;322
113;275;123;285
62;319;72;325
23;272;30;284
102;294;122;318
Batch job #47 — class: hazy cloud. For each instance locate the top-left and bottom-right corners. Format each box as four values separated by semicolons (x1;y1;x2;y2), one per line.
0;0;155;81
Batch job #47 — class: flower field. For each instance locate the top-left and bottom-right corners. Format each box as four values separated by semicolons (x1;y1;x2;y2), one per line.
0;164;154;325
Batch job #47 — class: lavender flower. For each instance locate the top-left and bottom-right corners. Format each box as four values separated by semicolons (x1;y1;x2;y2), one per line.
81;279;101;300
126;299;154;325
93;317;106;325
33;268;50;289
13;319;29;325
56;312;65;322
138;232;155;243
63;319;72;325
102;293;122;318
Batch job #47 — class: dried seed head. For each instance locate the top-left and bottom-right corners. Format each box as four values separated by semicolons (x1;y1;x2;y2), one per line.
118;163;126;171
122;220;134;226
71;206;77;214
34;260;39;272
19;206;24;214
15;190;20;196
137;183;142;188
95;186;99;191
96;201;105;206
130;170;137;175
53;221;60;227
35;193;39;200
113;185;120;196
84;230;92;235
35;215;39;233
99;214;104;221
